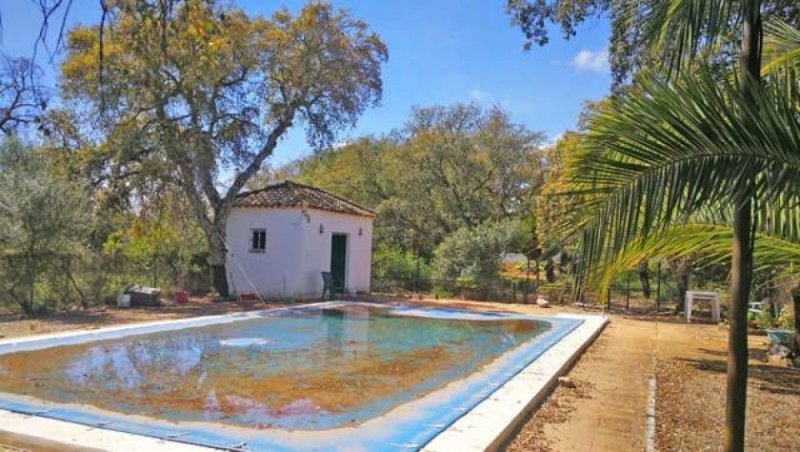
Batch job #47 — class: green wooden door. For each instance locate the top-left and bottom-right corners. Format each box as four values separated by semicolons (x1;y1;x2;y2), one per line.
330;234;347;289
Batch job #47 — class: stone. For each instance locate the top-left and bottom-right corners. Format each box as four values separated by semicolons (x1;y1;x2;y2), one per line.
536;296;550;308
558;376;576;388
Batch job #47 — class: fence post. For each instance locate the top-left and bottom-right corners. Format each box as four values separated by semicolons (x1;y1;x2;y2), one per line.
656;260;662;313
626;272;631;311
415;252;421;294
524;258;530;304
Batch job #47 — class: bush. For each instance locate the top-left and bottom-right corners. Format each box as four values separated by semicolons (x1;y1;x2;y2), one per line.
432;219;523;295
778;307;793;330
757;306;775;330
371;245;431;291
431;285;455;299
539;279;572;304
0;140;93;314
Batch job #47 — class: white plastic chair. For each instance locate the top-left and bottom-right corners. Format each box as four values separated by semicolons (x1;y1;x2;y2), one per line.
686;291;721;323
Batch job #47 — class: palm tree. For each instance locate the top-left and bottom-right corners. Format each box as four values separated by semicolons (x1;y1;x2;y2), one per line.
569;6;800;450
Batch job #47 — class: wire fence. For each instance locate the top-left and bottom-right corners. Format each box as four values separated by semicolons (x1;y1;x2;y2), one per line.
371;276;593;306
372;265;686;313
592;268;684;314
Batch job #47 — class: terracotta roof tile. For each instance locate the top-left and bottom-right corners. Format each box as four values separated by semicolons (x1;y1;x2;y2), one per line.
233;180;376;218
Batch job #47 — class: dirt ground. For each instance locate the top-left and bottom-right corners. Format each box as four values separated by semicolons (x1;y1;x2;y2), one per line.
506;316;656;451
503;311;800;451
0;297;798;451
0;298;274;340
653;321;800;451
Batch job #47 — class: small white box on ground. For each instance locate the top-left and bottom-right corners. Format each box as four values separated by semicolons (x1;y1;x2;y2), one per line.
116;294;131;308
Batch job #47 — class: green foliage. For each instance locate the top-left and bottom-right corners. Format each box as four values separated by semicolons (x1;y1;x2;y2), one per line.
432;219;523;289
294;136;394;211
292;103;544;257
0;139;92;314
431;285;455;299
538;279;573;304
763;19;800;75
290;103;548;298
535;132;582;254
585;224;800;294
371;244;431;292
570;67;800;276
0;138;211;314
757;306;775;330
777;304;794;330
506;0;640;88
101;190;208;294
645;1;796;79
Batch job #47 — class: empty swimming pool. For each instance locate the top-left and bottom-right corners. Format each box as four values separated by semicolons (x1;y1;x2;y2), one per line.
0;302;590;451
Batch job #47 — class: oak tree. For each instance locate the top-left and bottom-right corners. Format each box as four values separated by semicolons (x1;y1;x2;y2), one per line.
60;0;387;296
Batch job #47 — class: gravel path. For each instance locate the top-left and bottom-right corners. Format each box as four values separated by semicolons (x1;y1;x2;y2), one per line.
505;317;656;451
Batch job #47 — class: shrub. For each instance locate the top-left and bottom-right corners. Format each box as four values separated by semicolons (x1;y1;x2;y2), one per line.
371;245;431;291
539;279;572;304
757;307;775;330
431;285;455;299
0;140;93;314
432;219;523;293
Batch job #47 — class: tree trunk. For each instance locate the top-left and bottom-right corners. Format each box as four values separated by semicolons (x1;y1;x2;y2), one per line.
726;194;753;452
524;257;530;304
209;234;229;298
22;253;36;315
638;259;651;299
673;258;691;314
558;250;569;275
545;257;555;283
793;289;800;357
725;2;761;450
65;257;89;310
26;272;35;316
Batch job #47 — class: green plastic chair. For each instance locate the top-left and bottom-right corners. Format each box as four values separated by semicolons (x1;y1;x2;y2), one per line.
321;272;344;300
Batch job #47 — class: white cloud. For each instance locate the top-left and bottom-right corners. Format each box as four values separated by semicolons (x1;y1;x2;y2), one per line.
571;49;609;73
545;132;564;147
469;89;492;103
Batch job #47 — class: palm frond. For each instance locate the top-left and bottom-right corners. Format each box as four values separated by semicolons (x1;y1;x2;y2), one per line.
568;66;800;274
646;0;739;76
591;222;800;293
762;19;800;75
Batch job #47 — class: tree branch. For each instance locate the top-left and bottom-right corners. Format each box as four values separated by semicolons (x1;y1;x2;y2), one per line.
221;114;294;211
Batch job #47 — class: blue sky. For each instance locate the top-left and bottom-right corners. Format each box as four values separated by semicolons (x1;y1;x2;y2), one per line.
1;0;611;166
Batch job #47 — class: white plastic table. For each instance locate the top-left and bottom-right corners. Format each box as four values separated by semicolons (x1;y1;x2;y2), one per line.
685;291;721;323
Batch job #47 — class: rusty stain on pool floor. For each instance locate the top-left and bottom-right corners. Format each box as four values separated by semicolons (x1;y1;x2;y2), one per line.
0;306;547;430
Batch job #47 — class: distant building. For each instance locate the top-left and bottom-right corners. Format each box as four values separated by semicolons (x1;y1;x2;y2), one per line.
502;252;528;264
225;181;374;299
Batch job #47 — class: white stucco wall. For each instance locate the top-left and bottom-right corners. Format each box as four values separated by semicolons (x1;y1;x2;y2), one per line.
298;209;373;298
225;207;373;299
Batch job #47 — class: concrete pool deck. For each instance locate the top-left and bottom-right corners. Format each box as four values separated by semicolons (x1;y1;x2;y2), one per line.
0;303;607;451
